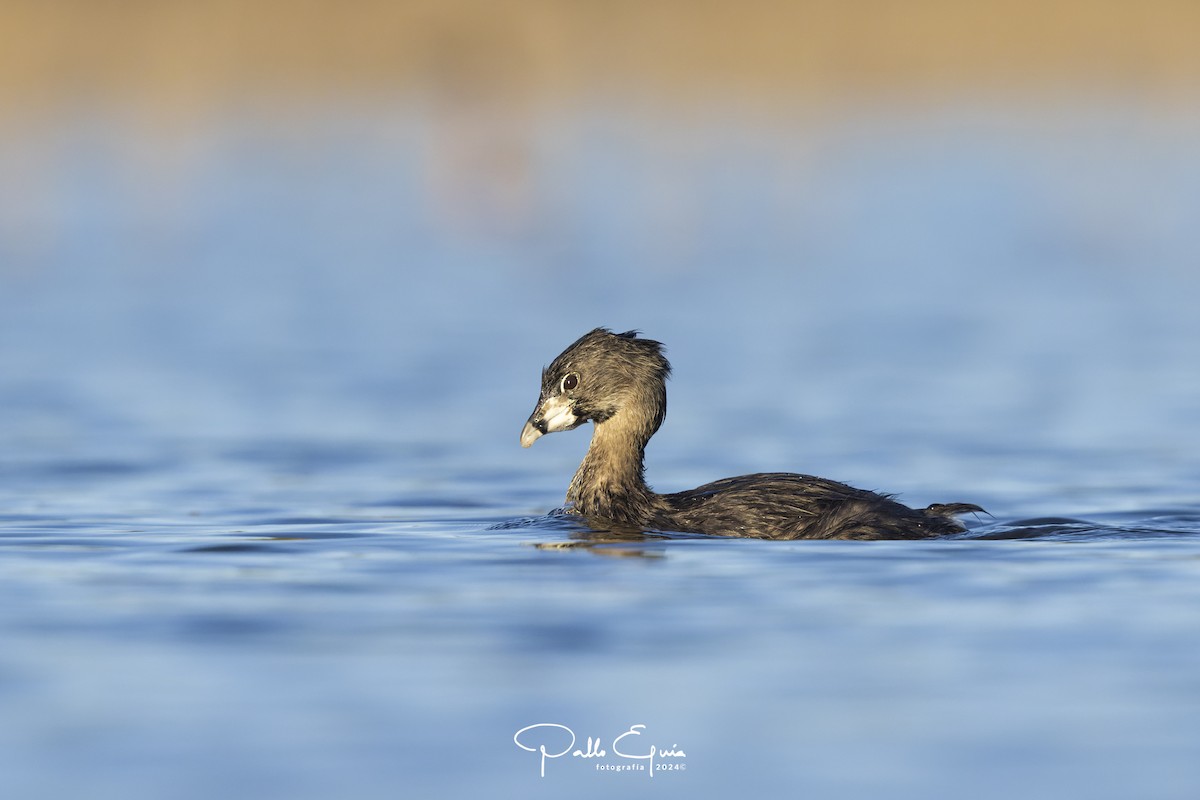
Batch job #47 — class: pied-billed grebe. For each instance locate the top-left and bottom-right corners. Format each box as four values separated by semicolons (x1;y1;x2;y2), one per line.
520;328;982;540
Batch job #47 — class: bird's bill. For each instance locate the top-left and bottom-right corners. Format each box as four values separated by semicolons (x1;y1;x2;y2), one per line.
520;395;581;447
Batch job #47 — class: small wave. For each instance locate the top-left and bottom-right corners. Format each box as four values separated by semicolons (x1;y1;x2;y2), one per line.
964;514;1200;541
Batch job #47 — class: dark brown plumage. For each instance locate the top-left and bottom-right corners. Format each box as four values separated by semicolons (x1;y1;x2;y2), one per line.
520;328;981;540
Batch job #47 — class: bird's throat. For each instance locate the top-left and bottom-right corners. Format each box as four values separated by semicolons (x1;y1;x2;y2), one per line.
566;416;657;522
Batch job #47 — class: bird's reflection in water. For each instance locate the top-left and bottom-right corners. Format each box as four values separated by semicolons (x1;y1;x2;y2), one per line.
531;539;666;559
529;522;678;558
495;508;711;558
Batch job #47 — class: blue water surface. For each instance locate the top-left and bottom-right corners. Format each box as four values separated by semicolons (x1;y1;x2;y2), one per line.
1;97;1199;799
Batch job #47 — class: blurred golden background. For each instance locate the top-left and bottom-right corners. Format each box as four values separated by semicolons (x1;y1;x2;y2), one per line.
4;0;1199;119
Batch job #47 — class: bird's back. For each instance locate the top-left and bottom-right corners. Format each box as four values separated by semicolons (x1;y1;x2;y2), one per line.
659;472;973;540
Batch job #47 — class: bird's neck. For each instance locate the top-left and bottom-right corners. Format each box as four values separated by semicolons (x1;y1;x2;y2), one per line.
567;410;662;523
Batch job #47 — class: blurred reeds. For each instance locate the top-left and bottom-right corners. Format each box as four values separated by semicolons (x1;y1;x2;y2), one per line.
3;0;1198;119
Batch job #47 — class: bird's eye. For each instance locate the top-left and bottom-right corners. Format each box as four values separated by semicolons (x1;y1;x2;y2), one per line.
561;373;579;393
